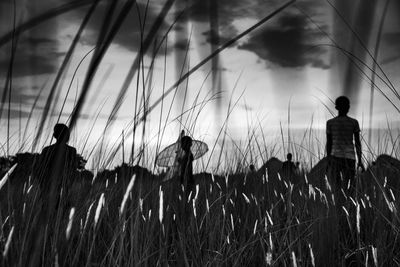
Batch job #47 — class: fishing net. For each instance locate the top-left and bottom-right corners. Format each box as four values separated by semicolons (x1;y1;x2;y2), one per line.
156;140;208;167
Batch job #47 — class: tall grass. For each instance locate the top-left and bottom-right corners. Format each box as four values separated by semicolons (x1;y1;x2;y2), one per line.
1;0;400;266
1;150;400;265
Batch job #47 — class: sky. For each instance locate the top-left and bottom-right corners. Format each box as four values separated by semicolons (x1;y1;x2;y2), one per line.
0;0;400;170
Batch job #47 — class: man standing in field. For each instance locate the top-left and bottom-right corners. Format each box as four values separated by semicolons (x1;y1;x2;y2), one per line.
34;123;78;206
29;123;79;266
326;96;365;265
280;153;297;182
326;96;364;197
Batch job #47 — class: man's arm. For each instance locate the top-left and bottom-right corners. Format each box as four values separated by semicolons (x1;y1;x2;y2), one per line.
72;147;79;170
326;133;332;157
354;131;364;170
326;121;332;157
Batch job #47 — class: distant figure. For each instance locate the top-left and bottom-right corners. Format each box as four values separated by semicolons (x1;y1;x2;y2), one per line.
249;164;256;172
29;124;78;266
178;135;194;199
295;162;300;170
326;96;364;196
280;153;297;181
34;123;78;206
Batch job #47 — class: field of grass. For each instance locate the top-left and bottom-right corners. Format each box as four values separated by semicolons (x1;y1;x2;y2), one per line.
0;154;399;266
1;0;400;266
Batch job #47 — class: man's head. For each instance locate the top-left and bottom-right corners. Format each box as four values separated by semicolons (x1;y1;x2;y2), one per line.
287;153;292;161
335;96;350;114
53;123;70;143
181;136;192;152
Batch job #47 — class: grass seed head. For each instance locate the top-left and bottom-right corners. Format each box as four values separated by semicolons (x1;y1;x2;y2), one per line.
193;200;197;218
119;174;136;216
308;243;315;267
291;251;298;267
0;164;17;191
253;220;258;235
159;187;164;223
324;175;331;191
194;184;199;200
66;207;76;240
84;202;94;230
242;193;250;204
390;189;396;201
26;185;33;194
139;198;143;213
266;252;272;265
94;193;105;228
356;202;360;234
2;226;14;258
372;246;378;266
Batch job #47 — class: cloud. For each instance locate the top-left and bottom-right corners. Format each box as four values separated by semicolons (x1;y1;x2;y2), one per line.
202;29;234;46
173;38;190;51
183;0;276;43
72;1;170;52
0;0;64;78
0;36;60;77
185;0;282;25
177;0;330;69
0;108;32;119
238;14;329;69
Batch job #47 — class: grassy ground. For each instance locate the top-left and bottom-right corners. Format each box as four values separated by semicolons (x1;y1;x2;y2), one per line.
0;155;398;266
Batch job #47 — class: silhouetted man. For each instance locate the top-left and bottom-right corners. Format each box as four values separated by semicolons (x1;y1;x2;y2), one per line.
326;96;364;266
29;123;78;266
35;123;78;204
178;135;194;199
281;153;297;181
326;96;364;196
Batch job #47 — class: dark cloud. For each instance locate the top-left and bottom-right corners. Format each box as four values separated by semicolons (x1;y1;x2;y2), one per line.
178;0;330;69
202;29;233;46
238;14;329;68
72;1;170;52
182;0;271;43
184;0;280;25
0;36;60;77
0;0;63;78
1;108;32;119
174;39;190;51
23;37;55;46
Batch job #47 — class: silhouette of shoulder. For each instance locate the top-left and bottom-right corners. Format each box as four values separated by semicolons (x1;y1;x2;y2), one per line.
38;143;78;172
282;161;296;169
41;144;76;157
326;115;360;134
